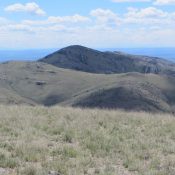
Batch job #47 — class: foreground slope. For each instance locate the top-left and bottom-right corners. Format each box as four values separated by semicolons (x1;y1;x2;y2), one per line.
0;106;174;175
0;61;175;112
39;45;175;75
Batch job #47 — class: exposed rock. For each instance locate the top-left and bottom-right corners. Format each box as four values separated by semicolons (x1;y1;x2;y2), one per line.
35;81;46;86
48;171;61;175
0;168;9;175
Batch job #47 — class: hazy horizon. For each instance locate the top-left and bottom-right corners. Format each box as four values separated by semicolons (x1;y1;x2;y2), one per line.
0;47;175;62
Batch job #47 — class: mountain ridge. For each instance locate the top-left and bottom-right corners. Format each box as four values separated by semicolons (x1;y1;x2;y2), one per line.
39;45;175;75
0;45;175;113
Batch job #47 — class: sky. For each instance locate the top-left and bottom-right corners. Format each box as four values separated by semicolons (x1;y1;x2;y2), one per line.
0;0;175;49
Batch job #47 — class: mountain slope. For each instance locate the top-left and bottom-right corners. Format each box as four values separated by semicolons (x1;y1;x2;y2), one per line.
39;45;175;75
0;61;175;113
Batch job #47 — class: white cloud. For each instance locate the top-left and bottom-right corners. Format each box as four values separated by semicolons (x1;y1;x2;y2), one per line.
90;8;117;20
111;0;175;5
7;24;34;33
4;2;46;16
48;15;90;23
112;0;150;2
1;24;174;48
126;7;167;18
0;7;175;48
90;8;121;27
154;0;175;5
123;7;175;25
0;17;11;26
90;7;174;27
22;14;90;26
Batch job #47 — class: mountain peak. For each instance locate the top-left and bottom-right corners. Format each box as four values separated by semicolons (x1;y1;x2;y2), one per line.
61;45;89;50
58;45;101;54
39;45;175;75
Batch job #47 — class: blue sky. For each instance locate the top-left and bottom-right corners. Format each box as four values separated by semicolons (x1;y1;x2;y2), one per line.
0;0;175;49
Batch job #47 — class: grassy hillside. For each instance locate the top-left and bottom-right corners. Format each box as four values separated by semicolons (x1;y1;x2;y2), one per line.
1;61;175;112
0;106;175;175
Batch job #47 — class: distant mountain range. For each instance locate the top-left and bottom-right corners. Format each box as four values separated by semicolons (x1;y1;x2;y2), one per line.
0;47;175;62
1;45;175;113
108;48;175;62
0;49;57;62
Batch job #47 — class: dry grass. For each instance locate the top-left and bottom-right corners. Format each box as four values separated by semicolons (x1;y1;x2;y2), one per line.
0;106;175;175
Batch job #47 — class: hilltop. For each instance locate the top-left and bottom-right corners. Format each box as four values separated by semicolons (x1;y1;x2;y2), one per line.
39;45;175;75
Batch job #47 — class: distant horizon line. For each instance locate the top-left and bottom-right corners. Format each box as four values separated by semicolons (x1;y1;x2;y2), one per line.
0;47;175;63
